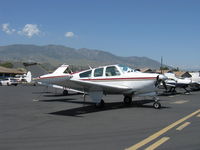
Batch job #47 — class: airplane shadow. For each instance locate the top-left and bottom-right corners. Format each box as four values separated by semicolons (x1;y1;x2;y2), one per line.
43;99;170;117
157;89;191;96
43;93;83;97
32;91;52;94
158;92;179;96
40;98;93;105
158;91;193;96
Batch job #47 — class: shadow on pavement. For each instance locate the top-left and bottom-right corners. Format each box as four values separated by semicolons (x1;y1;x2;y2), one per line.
45;99;170;117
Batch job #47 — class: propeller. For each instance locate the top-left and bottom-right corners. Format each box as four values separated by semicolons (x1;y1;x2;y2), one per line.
162;80;168;90
155;74;168;91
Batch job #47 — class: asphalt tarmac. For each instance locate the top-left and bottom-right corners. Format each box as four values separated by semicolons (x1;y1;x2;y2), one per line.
0;85;200;150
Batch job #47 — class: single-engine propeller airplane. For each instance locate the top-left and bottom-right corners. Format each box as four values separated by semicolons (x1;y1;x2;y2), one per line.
36;64;166;109
161;72;192;94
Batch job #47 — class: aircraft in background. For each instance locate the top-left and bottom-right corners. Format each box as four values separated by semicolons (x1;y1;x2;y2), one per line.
36;64;166;109
189;72;200;90
161;72;192;94
15;71;32;83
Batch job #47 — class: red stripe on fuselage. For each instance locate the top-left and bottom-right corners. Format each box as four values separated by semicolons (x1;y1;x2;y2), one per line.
81;77;156;81
38;75;156;81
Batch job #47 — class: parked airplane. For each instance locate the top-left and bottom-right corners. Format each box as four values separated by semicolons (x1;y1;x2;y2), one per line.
161;72;192;94
15;71;32;83
189;72;200;90
36;64;166;109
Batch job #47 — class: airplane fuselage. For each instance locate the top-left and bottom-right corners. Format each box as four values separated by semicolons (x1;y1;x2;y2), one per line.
37;64;158;95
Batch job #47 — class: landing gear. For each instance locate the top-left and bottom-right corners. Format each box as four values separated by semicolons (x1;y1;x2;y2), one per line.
123;96;132;105
183;87;191;95
153;97;161;109
153;102;161;109
95;99;105;108
62;90;68;96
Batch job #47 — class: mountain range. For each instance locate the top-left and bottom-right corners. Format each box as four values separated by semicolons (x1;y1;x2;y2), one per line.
0;44;162;69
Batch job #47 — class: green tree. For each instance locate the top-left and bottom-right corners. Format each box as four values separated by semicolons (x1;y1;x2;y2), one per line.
160;66;169;70
0;62;14;68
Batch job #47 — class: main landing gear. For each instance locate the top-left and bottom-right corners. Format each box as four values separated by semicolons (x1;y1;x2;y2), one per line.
62;90;68;96
123;96;132;105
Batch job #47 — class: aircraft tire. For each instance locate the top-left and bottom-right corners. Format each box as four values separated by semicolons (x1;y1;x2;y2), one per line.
124;96;132;105
63;90;68;96
153;102;161;109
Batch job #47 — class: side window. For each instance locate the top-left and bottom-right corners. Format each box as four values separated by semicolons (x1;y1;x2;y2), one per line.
94;68;103;77
106;66;121;76
79;70;92;78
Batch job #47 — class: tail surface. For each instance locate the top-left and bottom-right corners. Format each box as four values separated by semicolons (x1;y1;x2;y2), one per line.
25;71;32;83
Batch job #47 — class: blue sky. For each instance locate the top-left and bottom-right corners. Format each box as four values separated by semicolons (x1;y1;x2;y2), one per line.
0;0;200;69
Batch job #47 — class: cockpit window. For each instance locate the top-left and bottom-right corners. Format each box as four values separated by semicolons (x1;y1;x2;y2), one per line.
106;66;121;76
118;64;134;73
79;70;92;78
94;68;103;77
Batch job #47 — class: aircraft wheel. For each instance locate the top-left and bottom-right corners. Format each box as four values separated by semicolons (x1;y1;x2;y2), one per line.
153;102;161;109
63;90;68;96
95;99;105;108
124;96;132;105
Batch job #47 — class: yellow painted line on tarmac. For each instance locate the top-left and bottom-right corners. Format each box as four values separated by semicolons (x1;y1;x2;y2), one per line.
125;109;200;150
145;137;170;150
176;122;191;131
196;114;200;117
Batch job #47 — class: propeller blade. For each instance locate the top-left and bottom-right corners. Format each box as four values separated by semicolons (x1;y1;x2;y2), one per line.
162;80;168;90
155;75;159;87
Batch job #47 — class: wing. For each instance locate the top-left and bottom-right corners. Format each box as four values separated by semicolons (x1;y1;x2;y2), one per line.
38;82;84;93
70;79;132;94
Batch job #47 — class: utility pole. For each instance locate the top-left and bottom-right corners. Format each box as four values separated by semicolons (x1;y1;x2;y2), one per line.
161;56;163;74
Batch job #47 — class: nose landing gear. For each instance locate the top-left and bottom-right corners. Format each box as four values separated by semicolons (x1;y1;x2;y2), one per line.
153;97;161;109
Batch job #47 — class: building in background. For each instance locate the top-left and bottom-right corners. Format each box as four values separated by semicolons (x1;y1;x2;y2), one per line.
0;66;25;79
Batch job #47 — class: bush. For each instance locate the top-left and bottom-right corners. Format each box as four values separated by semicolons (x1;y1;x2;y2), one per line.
0;62;14;68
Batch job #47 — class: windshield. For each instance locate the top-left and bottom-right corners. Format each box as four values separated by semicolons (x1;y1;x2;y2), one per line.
118;64;135;73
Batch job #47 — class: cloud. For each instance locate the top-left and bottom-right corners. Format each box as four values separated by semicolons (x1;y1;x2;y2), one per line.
65;32;75;38
20;24;40;38
1;23;41;38
2;23;16;34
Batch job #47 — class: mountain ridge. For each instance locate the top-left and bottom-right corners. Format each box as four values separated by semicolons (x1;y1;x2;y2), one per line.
0;44;162;69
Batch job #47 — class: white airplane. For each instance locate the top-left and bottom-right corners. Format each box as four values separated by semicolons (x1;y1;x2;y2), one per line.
162;72;192;94
189;72;200;90
36;64;166;109
15;71;32;83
